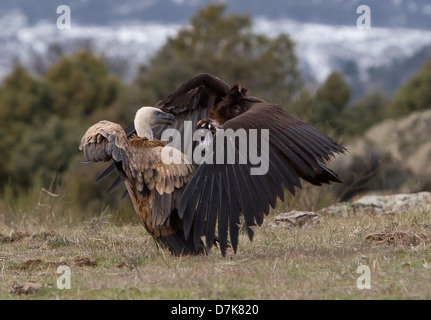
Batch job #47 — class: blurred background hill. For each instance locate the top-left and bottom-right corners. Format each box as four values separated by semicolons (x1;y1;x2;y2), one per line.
2;0;431;94
1;1;431;223
3;0;431;28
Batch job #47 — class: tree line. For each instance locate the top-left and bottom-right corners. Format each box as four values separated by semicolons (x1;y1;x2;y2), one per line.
1;4;430;214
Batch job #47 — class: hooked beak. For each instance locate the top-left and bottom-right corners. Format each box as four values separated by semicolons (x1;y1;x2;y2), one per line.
156;111;175;126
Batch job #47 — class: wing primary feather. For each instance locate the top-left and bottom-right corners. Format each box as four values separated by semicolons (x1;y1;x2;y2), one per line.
267;148;298;195
249;160;278;209
270;133;317;176
182;173;207;240
205;177;219;251
179;174;201;218
245;226;254;241
121;190;129;200
217;171;229;256
107;176;123;195
294;125;345;155
284;126;330;162
228;165;257;241
222;167;240;253
247;133;293;203
239;164;266;226
239;161;272;222
237;164;266;224
95;162;117;184
193;176;209;250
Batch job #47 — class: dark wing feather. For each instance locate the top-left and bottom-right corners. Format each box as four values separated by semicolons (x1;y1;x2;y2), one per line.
179;102;346;255
153;73;230;155
107;176;123;195
154;73;229;116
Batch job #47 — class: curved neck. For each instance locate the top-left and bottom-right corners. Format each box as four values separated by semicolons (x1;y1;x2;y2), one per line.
136;125;154;140
134;112;154;140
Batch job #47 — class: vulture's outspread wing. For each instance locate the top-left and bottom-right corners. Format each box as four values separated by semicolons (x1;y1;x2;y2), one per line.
179;102;346;255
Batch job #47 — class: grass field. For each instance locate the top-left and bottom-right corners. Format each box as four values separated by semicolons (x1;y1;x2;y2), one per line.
0;202;430;300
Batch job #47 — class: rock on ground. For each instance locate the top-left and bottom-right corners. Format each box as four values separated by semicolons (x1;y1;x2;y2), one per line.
319;192;431;216
271;210;320;228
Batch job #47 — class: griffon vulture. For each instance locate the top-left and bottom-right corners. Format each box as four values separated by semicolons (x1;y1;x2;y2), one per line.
90;73;346;256
79;107;203;255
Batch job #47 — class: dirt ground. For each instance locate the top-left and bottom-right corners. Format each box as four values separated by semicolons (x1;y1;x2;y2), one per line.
0;208;430;300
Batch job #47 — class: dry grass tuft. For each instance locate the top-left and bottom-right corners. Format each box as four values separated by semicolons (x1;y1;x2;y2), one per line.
0;231;31;243
9;281;45;296
365;231;428;247
73;257;98;268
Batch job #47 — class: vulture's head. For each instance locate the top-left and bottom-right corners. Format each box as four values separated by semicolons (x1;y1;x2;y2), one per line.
134;106;175;138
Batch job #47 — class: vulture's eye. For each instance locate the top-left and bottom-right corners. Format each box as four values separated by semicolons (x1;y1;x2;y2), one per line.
156;111;161;115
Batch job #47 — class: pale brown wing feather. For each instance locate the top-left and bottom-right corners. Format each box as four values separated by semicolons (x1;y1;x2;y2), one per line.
79;121;128;163
126;141;195;228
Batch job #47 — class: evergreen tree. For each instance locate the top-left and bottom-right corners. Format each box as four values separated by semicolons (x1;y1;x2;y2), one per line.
135;3;302;107
0;51;124;194
387;56;431;118
342;90;389;137
314;71;351;134
45;50;122;118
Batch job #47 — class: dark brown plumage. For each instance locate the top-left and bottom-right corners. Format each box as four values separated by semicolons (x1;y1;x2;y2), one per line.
94;73;346;256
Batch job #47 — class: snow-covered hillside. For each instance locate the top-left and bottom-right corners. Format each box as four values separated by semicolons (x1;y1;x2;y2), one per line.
2;10;431;84
256;18;431;82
